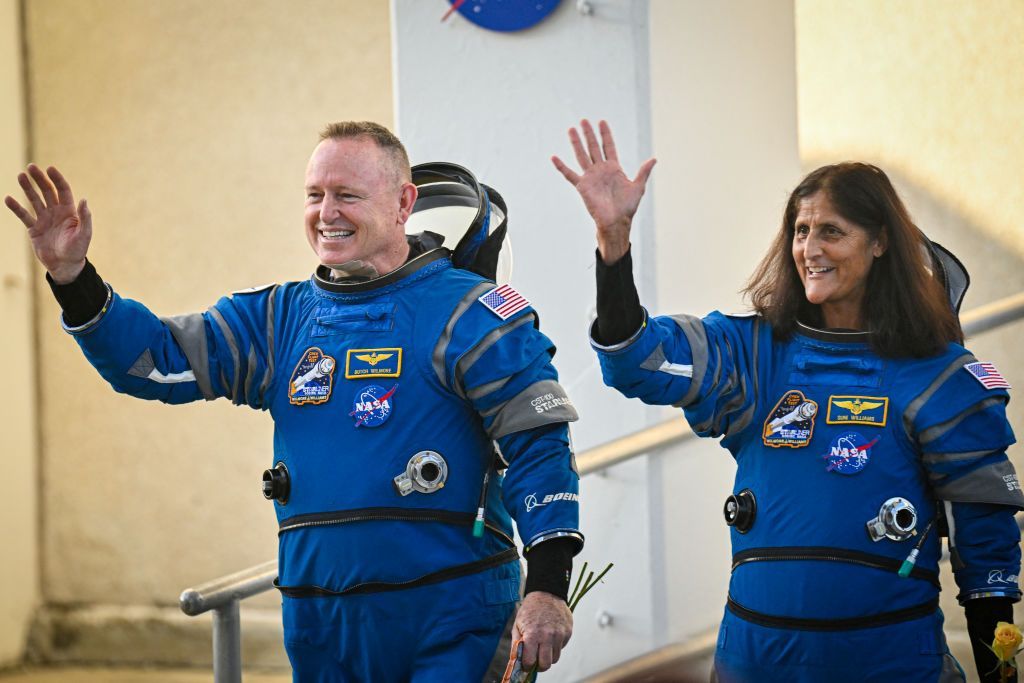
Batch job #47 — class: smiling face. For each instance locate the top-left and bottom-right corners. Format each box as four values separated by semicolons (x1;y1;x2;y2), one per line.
304;136;416;276
792;191;886;330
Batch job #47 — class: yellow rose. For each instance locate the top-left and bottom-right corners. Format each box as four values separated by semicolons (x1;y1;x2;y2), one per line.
992;622;1023;662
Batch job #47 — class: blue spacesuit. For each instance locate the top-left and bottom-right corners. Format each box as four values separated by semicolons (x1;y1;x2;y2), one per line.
64;246;583;681
593;309;1023;682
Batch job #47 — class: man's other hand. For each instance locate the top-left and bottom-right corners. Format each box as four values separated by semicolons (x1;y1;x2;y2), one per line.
511;590;573;673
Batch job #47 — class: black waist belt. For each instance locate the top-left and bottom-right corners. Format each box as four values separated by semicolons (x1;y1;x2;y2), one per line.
276;547;520;599
732;546;942;590
278;507;515;546
727;595;939;631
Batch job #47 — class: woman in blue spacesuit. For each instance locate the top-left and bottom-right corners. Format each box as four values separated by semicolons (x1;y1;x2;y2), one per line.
552;119;1022;683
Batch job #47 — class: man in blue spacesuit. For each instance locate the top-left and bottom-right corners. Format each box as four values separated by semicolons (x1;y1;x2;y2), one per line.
6;121;583;681
552;119;1022;682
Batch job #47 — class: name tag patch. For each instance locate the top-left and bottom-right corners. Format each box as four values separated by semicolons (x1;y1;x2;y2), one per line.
288;347;336;406
345;348;402;379
826;395;888;427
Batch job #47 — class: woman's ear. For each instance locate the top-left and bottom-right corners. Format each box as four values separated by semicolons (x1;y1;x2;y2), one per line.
873;230;888;258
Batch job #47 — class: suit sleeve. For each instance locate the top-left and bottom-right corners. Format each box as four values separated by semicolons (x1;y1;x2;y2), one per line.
432;282;582;555
64;281;279;411
591;309;763;440
906;352;1023;603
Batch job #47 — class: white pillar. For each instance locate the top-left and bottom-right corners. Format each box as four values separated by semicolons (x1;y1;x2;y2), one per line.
392;0;799;676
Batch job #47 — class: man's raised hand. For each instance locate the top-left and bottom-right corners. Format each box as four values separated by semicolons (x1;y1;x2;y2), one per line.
6;165;91;284
551;119;655;264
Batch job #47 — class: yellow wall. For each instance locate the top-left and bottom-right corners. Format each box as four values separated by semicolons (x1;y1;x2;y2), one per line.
0;0;38;666
24;0;392;614
797;0;1024;253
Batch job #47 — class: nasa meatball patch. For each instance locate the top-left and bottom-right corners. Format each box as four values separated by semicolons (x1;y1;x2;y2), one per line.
288;347;336;406
822;431;878;475
350;384;397;428
762;390;818;448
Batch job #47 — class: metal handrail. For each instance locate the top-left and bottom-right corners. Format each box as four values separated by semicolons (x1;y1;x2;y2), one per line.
180;290;1024;682
178;560;277;683
961;291;1024;337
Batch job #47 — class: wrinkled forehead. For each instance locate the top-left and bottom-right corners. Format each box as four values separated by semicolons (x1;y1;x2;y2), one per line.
794;191;839;222
305;137;396;187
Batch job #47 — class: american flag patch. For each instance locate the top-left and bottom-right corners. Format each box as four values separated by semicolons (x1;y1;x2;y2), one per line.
964;361;1011;390
478;284;530;320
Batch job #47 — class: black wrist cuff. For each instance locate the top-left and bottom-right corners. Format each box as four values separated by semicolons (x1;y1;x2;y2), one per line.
594;246;643;345
524;537;574;601
46;259;108;327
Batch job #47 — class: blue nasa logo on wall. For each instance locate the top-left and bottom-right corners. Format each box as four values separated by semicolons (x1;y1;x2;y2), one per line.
444;0;562;33
822;431;879;475
350;384;397;428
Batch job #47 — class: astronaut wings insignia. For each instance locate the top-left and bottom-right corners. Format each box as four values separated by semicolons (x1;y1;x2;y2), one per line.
827;395;888;427
833;399;884;415
355;352;394;366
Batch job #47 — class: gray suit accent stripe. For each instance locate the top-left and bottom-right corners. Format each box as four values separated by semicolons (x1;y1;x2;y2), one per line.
162;313;216;400
257;285;278;407
918;397;1006;446
903;353;975;436
481;400;505;419
714;373;749;437
750;318;761;416
208;307;242;402
243;344;258;405
923;448;1003;466
934;459;1024;508
481;608;518;683
730;403;757;436
669;314;708;408
487;379;579;439
456;313;537;399
467;376;512;402
432;282;495;389
127;349;156;379
675;340;719;410
640;343;668;372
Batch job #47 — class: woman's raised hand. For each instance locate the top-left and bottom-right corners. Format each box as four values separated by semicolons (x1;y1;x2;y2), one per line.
551;119;656;264
5;165;92;284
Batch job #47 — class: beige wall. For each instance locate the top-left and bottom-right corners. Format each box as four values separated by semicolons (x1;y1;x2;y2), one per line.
18;0;392;657
0;0;38;666
797;0;1024;255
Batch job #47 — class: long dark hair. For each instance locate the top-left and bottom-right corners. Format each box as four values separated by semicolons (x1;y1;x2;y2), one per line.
744;162;963;357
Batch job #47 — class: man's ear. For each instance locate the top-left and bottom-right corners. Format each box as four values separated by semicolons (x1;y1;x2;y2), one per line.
397;182;418;225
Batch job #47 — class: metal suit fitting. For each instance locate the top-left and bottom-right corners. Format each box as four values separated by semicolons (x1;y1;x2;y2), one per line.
724;488;757;533
394;451;448;496
262;462;290;504
866;497;918;542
